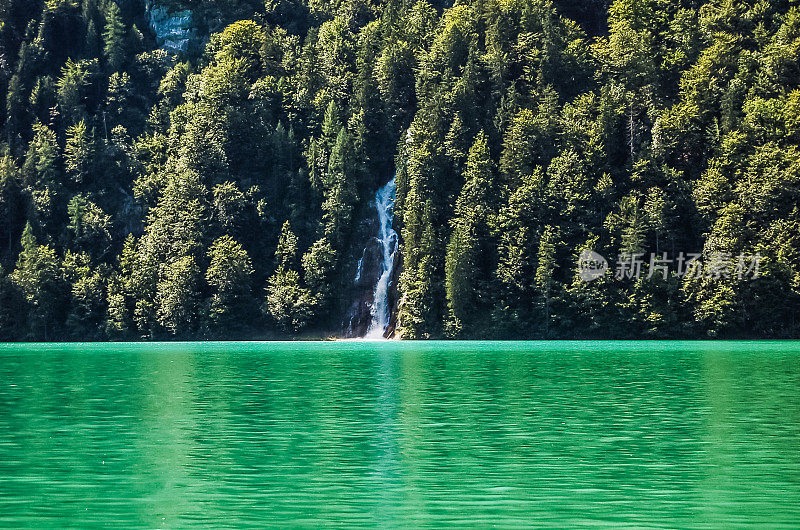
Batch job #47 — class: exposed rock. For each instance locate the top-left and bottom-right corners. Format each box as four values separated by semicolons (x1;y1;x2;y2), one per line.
344;295;373;338
148;4;193;53
344;237;383;337
354;238;383;289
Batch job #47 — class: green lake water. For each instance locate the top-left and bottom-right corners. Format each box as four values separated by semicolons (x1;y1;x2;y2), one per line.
0;341;799;527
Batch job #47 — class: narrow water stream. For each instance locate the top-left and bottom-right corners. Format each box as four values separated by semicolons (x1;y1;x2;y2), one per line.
365;177;398;338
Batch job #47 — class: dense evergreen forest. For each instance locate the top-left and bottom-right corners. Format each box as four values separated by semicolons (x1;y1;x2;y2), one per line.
0;0;798;340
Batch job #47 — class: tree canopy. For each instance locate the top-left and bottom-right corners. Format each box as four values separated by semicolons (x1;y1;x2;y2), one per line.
0;0;797;340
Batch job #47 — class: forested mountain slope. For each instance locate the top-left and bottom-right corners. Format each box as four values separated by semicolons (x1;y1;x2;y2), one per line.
0;0;798;340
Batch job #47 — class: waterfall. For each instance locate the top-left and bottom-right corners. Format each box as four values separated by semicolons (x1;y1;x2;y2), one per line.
365;177;398;338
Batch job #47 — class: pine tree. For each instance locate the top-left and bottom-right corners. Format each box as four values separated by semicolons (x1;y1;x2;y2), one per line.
206;235;256;332
103;1;125;71
535;225;559;335
445;132;497;336
266;221;315;332
64;120;94;184
156;255;200;336
11;223;67;339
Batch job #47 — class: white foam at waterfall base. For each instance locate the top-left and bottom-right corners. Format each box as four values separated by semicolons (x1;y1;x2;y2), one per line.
365;177;398;339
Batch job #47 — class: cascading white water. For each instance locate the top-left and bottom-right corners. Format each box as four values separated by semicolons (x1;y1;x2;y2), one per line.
365;177;398;338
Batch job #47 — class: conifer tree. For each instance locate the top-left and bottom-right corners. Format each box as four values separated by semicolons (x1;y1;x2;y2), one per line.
266;221;315;333
206;235;256;332
445;132;496;336
11;223;66;339
103;2;125;71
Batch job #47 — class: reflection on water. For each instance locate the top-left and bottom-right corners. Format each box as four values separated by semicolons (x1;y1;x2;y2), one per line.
0;341;799;527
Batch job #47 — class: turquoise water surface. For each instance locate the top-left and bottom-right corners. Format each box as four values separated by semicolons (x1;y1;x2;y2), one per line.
0;341;799;527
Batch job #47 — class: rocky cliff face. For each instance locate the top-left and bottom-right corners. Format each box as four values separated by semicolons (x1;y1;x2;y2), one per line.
147;3;194;53
344;236;383;337
343;240;401;338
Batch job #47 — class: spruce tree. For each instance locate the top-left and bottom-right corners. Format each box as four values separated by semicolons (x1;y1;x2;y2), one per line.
103;2;125;71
